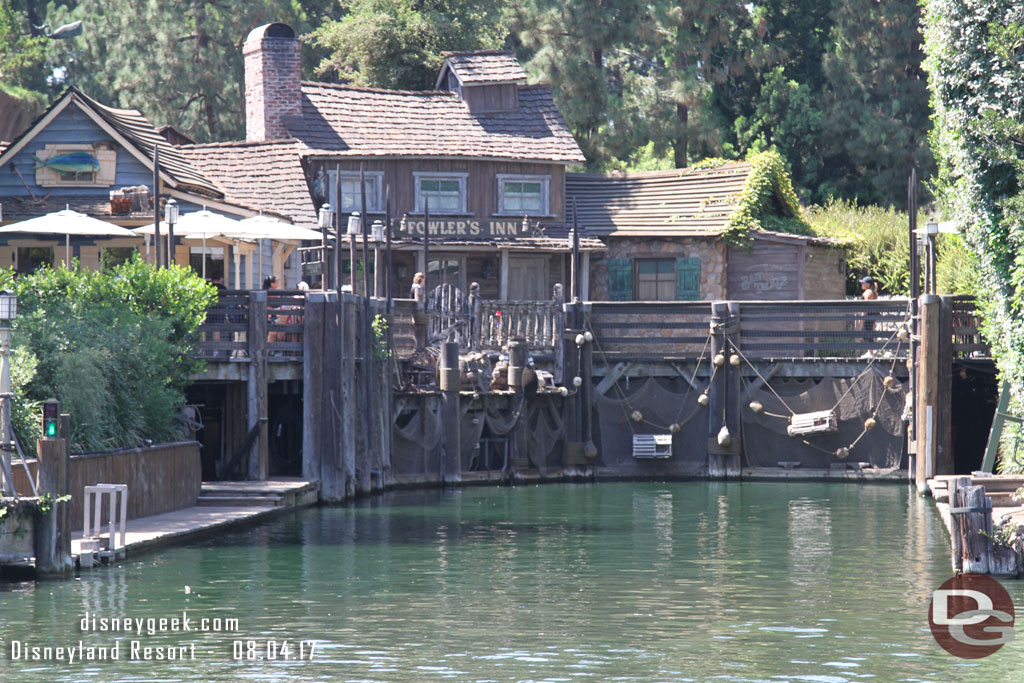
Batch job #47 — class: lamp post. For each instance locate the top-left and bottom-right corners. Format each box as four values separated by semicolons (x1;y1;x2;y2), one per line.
164;198;178;269
923;217;939;295
347;212;361;293
318;203;334;290
0;291;16;495
370;220;385;298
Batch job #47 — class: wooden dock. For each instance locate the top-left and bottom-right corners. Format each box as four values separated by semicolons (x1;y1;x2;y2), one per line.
71;479;318;567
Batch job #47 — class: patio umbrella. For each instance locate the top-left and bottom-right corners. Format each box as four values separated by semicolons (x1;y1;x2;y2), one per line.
134;210;241;279
221;215;326;285
0;208;138;267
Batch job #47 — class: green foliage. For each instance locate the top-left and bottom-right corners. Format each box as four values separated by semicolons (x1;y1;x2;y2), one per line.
0;0;46;89
806;199;982;297
0;257;216;452
722;149;809;244
922;0;1024;471
310;0;508;90
371;314;390;360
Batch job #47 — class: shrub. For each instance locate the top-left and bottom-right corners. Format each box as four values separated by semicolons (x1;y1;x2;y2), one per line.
1;256;216;452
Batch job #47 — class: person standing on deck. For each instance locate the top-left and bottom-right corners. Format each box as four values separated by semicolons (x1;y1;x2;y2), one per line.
411;272;427;348
860;276;878;300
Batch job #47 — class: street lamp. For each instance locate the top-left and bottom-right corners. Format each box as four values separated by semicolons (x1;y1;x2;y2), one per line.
924;217;939;295
318;203;334;290
164;198;178;268
0;290;16;494
347;212;361;292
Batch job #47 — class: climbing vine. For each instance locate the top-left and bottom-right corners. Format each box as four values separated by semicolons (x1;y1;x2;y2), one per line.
922;1;1024;471
722;149;811;244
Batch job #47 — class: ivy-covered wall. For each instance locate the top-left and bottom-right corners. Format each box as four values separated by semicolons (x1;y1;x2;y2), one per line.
922;1;1024;469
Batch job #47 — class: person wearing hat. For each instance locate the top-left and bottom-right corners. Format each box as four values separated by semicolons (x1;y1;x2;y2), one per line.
860;276;878;300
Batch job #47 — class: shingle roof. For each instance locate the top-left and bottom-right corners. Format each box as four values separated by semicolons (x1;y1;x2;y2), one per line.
285;82;584;164
566;163;753;237
72;89;222;197
440;51;527;85
179;140;317;229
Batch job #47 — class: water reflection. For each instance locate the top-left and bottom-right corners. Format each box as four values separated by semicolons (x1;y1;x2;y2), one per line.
1;482;1023;681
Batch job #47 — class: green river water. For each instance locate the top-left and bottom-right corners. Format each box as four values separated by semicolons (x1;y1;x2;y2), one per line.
1;481;1023;682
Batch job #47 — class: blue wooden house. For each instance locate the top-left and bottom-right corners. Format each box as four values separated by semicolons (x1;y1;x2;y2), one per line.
0;87;296;286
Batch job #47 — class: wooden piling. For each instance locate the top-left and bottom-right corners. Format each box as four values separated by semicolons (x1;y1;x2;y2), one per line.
915;294;939;494
440;341;461;484
580;304;596;459
957;484;992;574
936;295;954;475
247;290;269;480
708;301;739;477
561;302;582;466
34;437;70;576
302;292;325;485
59;413;71;563
341;294;357;498
948;475;971;572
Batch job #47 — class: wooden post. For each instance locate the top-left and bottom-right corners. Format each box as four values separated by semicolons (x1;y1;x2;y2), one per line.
302;292;325;484
937;295;954;475
468;282;481;351
59;413;71;563
499;249;509;300
561;301;582;466
580;304;596;459
153;147;162;268
247;290;269;480
320;293;344;501
341;294;357;498
916;294;939;494
708;301;739;478
34;437;70;576
553;284;565;384
948;475;971;573
957;484;992;574
439;341;461;484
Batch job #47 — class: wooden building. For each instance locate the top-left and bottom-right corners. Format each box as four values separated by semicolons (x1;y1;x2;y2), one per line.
186;23;604;303
0;88;296;286
566;161;846;301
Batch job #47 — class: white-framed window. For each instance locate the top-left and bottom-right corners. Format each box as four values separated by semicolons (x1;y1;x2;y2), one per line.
327;170;384;214
414;172;468;214
34;144;116;188
496;174;550;216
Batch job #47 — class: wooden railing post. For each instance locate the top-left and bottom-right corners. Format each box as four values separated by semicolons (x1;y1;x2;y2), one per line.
553;284;565;383
937;295;954;475
708;301;740;477
247;290;268;480
302;292;325;484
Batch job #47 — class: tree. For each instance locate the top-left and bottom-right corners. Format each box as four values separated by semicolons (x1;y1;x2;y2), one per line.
40;0;318;142
819;0;934;207
922;0;1024;470
309;0;508;90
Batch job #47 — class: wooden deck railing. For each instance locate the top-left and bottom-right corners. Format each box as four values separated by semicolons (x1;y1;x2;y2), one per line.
197;290;306;361
952;296;989;358
478;300;562;351
585;299;917;361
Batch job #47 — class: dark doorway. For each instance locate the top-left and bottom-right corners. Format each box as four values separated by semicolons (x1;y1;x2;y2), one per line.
269;381;303;476
951;360;999;473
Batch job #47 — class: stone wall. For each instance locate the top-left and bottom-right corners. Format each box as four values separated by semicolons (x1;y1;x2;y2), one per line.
590;236;727;301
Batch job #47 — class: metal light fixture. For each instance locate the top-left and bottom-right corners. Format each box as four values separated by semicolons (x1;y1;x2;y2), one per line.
0;290;17;324
163;197;179;226
567;227;577;248
370;219;386;243
318;203;334;230
347;212;362;236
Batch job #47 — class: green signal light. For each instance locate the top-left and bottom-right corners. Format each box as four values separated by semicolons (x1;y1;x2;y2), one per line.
42;399;60;439
44;421;58;438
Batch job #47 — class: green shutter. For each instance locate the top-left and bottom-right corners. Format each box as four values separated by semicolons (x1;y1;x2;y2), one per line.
676;257;701;300
607;258;633;301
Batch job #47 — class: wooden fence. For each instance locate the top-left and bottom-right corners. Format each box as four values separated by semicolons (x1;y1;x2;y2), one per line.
198;290;306;361
13;441;201;530
952;296;988;358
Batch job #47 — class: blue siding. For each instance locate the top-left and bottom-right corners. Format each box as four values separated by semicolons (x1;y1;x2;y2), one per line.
0;102;155;198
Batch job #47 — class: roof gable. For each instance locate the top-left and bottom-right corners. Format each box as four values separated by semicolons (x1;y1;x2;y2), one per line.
435;51;528;89
286;81;584;164
0;87;221;197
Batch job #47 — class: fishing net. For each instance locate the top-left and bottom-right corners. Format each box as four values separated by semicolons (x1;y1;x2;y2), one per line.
392;395;444;476
593;376;709;477
741;369;907;470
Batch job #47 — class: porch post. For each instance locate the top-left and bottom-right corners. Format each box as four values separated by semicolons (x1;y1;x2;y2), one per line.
499;249;510;300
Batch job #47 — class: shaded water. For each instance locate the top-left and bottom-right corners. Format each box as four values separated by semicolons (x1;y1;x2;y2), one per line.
1;481;1022;681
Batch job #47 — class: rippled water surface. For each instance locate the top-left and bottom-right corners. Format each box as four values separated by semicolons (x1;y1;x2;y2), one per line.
2;481;1023;682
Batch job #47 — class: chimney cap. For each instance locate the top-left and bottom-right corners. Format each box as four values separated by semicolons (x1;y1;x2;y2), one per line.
245;23;295;44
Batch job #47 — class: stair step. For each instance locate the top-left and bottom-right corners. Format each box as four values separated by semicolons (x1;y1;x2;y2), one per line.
196;495;281;507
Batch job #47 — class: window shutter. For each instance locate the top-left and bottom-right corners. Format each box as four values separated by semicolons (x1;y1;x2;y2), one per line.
676;257;701;301
607;258;633;301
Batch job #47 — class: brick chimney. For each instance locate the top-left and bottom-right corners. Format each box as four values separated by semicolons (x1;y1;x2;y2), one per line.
243;23;301;142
